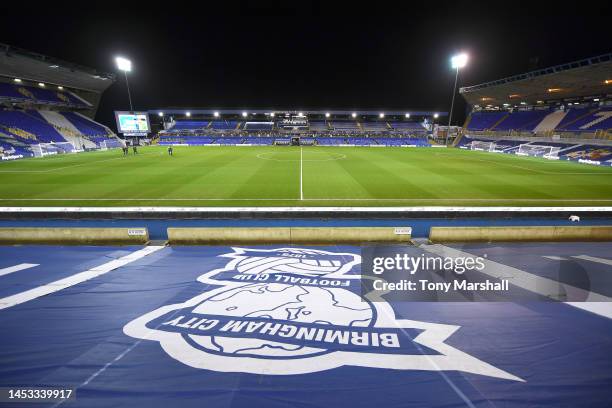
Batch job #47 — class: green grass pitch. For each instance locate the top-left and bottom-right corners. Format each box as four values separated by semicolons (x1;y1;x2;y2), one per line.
0;145;611;207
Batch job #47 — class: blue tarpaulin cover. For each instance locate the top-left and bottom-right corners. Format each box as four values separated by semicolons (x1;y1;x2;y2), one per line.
0;245;610;407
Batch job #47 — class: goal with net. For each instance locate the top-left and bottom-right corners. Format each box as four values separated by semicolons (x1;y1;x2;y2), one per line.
516;144;561;159
100;139;125;150
469;140;496;152
31;142;75;157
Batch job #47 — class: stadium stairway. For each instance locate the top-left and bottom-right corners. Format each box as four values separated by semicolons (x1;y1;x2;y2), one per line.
520;113;554;132
37;110;97;149
534;110;567;132
452;132;465;147
489;112;510;130
453;116;472;146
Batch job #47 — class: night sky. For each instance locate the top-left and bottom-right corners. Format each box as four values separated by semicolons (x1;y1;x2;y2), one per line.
0;3;610;128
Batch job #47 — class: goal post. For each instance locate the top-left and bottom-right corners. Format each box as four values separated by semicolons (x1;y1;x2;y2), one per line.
516;144;561;159
470;140;495;152
31;142;76;157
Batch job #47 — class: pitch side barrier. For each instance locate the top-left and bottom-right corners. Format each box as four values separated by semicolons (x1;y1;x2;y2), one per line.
429;226;612;243
167;227;412;245
2;207;612;220
0;227;149;245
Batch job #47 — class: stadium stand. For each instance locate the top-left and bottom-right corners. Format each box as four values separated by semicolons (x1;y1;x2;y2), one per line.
558;107;612;131
211;120;238;130
154;111;436;149
0;106;119;159
466;111;508;131
171;120;210;130
244;137;275;145
309;121;330;131
0;108;67;143
244;122;274;130
390;122;427;131
361;121;389;131
332;120;360;131
0;82;91;108
493;109;551;131
465;106;612;135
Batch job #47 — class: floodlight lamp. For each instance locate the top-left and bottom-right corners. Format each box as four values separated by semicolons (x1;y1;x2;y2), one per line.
325;112;330;118
379;113;385;118
351;113;357;118
242;112;248;117
214;112;220;117
186;112;191;117
433;113;439;119
115;57;132;72
451;53;468;69
270;112;275;117
405;113;410;118
158;112;164;117
14;78;21;83
38;83;45;87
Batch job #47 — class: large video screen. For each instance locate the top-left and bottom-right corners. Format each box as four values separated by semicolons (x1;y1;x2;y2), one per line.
114;111;150;133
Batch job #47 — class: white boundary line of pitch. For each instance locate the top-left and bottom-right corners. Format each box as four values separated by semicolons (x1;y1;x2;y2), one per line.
2;198;612;202
0;245;165;310
300;146;303;200
0;152;158;173
1;206;612;213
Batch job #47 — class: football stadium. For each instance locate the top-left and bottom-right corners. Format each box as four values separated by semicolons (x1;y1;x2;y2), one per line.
0;9;611;408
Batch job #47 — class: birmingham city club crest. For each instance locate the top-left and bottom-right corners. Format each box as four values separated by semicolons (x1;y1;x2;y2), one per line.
124;247;522;381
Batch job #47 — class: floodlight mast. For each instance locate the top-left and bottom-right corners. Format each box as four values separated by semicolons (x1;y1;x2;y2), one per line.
447;53;468;145
115;57;134;111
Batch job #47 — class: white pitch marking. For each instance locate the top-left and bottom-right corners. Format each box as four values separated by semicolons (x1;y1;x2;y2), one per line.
542;256;570;261
0;246;164;310
423;244;612;319
300;146;303;200
2;198;612;202
434;151;612;175
256;151;346;162
0;152;155;173
0;263;39;277
572;255;612;267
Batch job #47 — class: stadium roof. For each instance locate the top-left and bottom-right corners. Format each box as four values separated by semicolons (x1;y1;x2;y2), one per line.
0;43;116;94
459;53;612;107
148;109;446;117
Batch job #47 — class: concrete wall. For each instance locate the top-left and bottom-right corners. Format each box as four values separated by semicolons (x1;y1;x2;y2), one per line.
167;227;412;245
0;227;149;245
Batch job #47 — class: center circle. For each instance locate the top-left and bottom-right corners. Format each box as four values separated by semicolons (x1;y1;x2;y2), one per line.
256;151;347;162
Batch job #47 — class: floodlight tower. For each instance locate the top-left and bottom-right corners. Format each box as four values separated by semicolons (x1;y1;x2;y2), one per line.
447;53;468;145
115;57;133;111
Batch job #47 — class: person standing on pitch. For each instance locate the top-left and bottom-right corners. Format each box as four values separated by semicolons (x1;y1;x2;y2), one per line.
168;146;173;156
132;143;138;155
